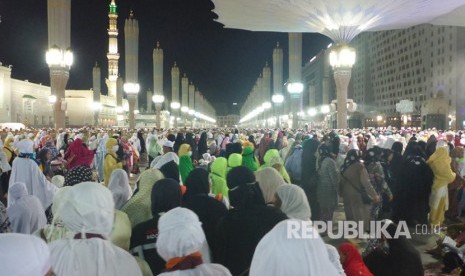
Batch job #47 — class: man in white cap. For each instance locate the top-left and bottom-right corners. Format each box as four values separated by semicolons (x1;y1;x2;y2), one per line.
163;140;175;155
8;139;57;210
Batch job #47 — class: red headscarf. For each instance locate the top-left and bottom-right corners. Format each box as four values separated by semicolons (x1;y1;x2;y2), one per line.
64;138;95;170
339;243;373;276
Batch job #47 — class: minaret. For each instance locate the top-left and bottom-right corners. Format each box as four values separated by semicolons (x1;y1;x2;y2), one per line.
106;0;119;99
92;63;101;126
124;10;140;129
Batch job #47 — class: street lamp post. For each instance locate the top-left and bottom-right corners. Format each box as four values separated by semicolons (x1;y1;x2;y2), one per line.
124;83;140;129
46;46;73;129
286;82;304;129
152;94;165;128
272;94;284;128
329;44;356;129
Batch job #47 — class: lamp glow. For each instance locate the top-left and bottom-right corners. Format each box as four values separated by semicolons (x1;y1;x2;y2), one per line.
64;49;73;66
329;44;356;68
181;106;189;113
286;82;304;94
46;46;73;68
188;109;195;115
124;83;140;94
152;94;165;104
321;105;331;114
170;102;181;109
308;108;317;117
272;94;284;103
92;102;101;111
48;95;57;104
262;102;272;109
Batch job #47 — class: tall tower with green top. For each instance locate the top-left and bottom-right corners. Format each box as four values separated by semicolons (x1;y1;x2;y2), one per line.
106;0;119;98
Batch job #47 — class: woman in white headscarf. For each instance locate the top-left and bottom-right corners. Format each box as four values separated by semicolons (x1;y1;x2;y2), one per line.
255;167;285;205
152;152;180;169
8;142;58;210
157;207;231;276
275;184;311;221
108;169;133;209
326;244;346;276
7;182;47;234
0;233;54;276
49;182;142;276
249;220;339;276
33;186;73;243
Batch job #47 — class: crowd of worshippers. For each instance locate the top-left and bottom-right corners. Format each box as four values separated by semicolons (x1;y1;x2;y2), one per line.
3;126;465;275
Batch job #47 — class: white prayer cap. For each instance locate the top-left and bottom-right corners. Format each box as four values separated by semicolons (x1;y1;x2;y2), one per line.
51;175;65;188
0;233;51;276
27;133;34;138
59;182;115;238
163;140;174;148
156;207;205;261
16;139;34;154
202;153;212;163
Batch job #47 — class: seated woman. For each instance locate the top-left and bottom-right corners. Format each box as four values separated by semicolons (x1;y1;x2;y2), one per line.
363;221;423;276
339;242;373;276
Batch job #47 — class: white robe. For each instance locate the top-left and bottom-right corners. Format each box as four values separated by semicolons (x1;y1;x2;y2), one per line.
8;158;57;209
249;219;339;276
7;182;47;234
50;238;142;276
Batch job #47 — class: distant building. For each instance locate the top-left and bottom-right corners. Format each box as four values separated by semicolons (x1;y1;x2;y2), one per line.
302;23;465;128
217;114;240;127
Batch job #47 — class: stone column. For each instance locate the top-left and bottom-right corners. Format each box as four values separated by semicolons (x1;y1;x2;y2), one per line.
92;63;101;126
288;32;302;129
334;68;351;129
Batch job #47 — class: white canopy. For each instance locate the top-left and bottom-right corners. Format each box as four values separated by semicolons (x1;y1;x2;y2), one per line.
212;0;465;42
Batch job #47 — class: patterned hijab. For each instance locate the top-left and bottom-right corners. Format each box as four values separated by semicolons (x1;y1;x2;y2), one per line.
341;149;362;173
64;166;93;186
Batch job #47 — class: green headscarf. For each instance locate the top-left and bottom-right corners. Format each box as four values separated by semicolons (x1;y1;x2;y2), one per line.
179;155;194;184
210;157;229;198
242;146;259;172
228;153;242;169
260;149;291;183
148;136;162;158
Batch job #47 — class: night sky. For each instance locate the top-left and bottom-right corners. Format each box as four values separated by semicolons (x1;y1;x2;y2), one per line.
0;0;331;115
